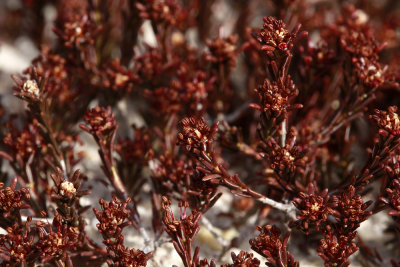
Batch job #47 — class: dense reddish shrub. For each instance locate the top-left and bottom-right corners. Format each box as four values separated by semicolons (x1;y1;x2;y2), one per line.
1;0;400;266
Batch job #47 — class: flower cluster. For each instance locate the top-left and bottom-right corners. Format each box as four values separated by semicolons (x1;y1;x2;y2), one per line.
135;0;185;27
301;40;337;70
50;169;88;226
94;197;132;238
55;15;100;50
371;106;400;136
255;16;297;53
3;123;42;162
317;232;358;267
29;47;70;100
12;71;44;102
292;184;372;265
36;213;80;262
205;34;240;73
380;179;400;218
99;59;138;92
332;185;372;233
149;152;192;194
22;80;40;98
178;117;218;154
134;47;165;83
260;130;304;179
107;245;151;267
82;106;117;136
161;197;202;267
94;197;151;266
0;222;36;264
250;76;302;118
221;251;261;267
0;179;30;220
339;7;387;89
0;177;87;265
249;224;298;267
292;185;334;234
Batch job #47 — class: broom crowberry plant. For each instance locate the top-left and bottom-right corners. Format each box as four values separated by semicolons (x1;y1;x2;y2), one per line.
1;0;400;266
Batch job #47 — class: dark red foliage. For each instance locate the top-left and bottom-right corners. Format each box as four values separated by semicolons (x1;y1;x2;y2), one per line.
161;197;202;267
249;225;298;267
0;222;36;264
178;117;218;154
36;213;81;262
255;16;298;53
205;34;241;73
381;178;400;217
371;106;400;136
221;251;260;267
2;0;400;266
251;77;302;117
317;231;358;267
332;185;372;234
292;186;334;234
3;124;42;162
94;197;152;266
83;106;117;136
0;180;30;219
135;0;186;27
93;197;132;238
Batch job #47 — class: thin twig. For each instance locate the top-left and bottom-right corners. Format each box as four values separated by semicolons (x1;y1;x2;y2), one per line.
139;222;152;253
281;119;287;147
256;196;297;220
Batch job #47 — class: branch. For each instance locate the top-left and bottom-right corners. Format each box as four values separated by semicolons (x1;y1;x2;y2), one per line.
256;196;297;220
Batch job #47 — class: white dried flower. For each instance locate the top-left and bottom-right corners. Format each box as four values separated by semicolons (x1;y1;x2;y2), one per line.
284;150;295;162
75;27;82;35
59;181;76;196
385;113;400;133
354;9;369;25
22;80;40;98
